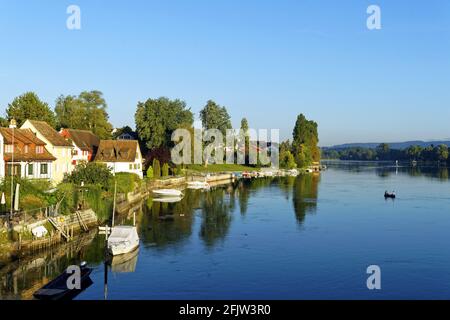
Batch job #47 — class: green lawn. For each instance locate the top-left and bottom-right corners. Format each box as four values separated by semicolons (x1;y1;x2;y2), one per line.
186;164;259;173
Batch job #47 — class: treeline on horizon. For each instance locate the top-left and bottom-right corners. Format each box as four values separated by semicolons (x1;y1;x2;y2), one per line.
322;143;450;163
1;91;320;170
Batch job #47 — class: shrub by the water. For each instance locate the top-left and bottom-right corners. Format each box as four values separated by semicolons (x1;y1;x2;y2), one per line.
64;162;113;189
114;172;142;194
153;159;161;179
162;163;169;177
146;166;154;179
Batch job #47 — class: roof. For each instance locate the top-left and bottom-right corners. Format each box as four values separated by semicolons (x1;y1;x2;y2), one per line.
27;120;72;147
64;129;100;152
94;140;140;163
0;128;45;145
0;128;56;162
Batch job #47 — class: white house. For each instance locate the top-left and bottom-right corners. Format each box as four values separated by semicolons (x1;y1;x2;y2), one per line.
21;120;74;183
60;128;100;166
0;127;55;180
94;140;143;179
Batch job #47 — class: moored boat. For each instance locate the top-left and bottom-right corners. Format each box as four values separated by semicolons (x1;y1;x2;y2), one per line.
33;262;93;300
107;226;140;256
384;191;396;199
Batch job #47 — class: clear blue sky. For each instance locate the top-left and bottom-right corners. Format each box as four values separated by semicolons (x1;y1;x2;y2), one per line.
0;0;449;146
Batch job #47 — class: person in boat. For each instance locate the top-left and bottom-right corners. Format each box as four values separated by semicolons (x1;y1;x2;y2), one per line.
384;191;396;198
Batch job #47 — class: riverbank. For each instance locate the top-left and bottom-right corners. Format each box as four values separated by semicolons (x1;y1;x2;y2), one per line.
0;209;99;261
0;165;323;260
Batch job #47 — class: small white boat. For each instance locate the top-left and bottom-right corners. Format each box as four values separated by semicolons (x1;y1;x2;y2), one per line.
287;169;299;176
107;226;140;256
153;189;183;197
187;181;210;190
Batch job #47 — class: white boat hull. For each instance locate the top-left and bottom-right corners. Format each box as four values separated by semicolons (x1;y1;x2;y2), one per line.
108;242;139;256
107;226;140;256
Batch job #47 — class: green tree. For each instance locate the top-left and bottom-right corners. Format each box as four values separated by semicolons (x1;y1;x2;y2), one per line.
146;166;154;179
0;117;9;127
200;100;232;136
135;97;193;150
162;163;169;177
63;162;113;189
280;150;297;169
292;114;320;168
436;145;449;162
153;159;161;179
240;118;250;161
55;90;113;139
375;143;391;160
6;92;56;127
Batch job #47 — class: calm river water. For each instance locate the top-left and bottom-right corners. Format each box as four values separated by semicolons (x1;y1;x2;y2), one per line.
1;162;450;300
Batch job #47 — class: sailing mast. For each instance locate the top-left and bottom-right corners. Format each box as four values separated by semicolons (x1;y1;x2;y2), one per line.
112;180;117;227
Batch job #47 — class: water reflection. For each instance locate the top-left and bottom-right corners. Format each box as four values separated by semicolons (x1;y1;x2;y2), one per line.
0;231;100;299
1;175;324;299
323;160;450;181
200;188;234;247
293;174;320;225
108;249;139;273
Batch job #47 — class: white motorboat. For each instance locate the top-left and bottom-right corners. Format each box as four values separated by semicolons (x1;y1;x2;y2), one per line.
187;181;210;190
153;189;183;197
107;226;140;256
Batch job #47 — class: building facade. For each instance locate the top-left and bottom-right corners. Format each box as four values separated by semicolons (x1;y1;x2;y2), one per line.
60;129;100;166
0;128;55;180
21;120;73;183
94;140;143;179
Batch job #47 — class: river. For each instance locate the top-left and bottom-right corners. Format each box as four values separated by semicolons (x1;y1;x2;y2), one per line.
1;162;450;299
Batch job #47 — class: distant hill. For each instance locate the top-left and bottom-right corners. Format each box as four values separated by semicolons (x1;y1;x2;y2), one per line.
324;141;450;150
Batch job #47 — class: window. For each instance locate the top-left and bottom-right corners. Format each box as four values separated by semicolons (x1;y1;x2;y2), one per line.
5;144;13;153
6;164;20;177
134;164;137;170
28;164;34;176
36;146;44;154
41;163;48;175
129;164;133;170
24;145;29;153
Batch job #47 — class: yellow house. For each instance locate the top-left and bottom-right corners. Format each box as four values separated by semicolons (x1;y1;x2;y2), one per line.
21;120;73;183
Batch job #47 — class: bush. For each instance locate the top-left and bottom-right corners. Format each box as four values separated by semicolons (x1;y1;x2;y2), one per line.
64;162;113;189
83;185;113;223
55;183;77;215
21;194;46;211
0;178;53;212
146;166;154;179
113;172;141;194
162;163;169;177
153;159;161;179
